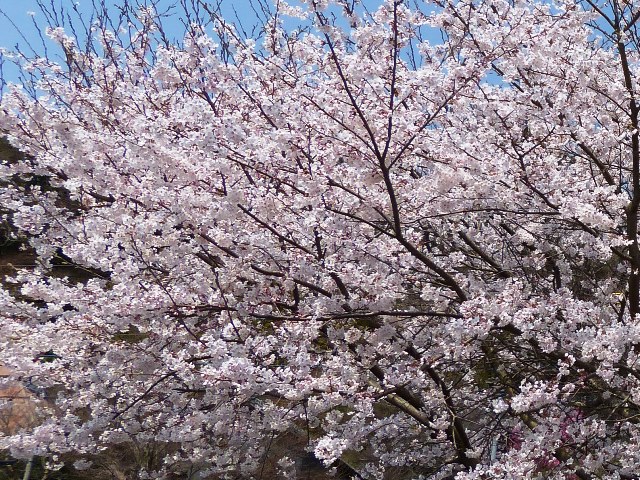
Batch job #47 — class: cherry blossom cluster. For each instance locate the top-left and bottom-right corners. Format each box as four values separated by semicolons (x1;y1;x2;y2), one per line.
1;0;640;478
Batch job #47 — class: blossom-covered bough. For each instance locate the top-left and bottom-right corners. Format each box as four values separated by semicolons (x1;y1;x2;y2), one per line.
1;0;640;477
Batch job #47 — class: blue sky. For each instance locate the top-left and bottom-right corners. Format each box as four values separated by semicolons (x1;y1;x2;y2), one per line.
0;1;46;53
0;1;271;47
0;0;418;85
0;0;275;83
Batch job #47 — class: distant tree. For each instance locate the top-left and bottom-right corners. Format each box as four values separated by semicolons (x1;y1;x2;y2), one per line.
3;0;640;478
0;138;24;247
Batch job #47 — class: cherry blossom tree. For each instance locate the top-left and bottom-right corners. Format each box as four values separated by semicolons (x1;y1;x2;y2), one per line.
3;0;640;478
